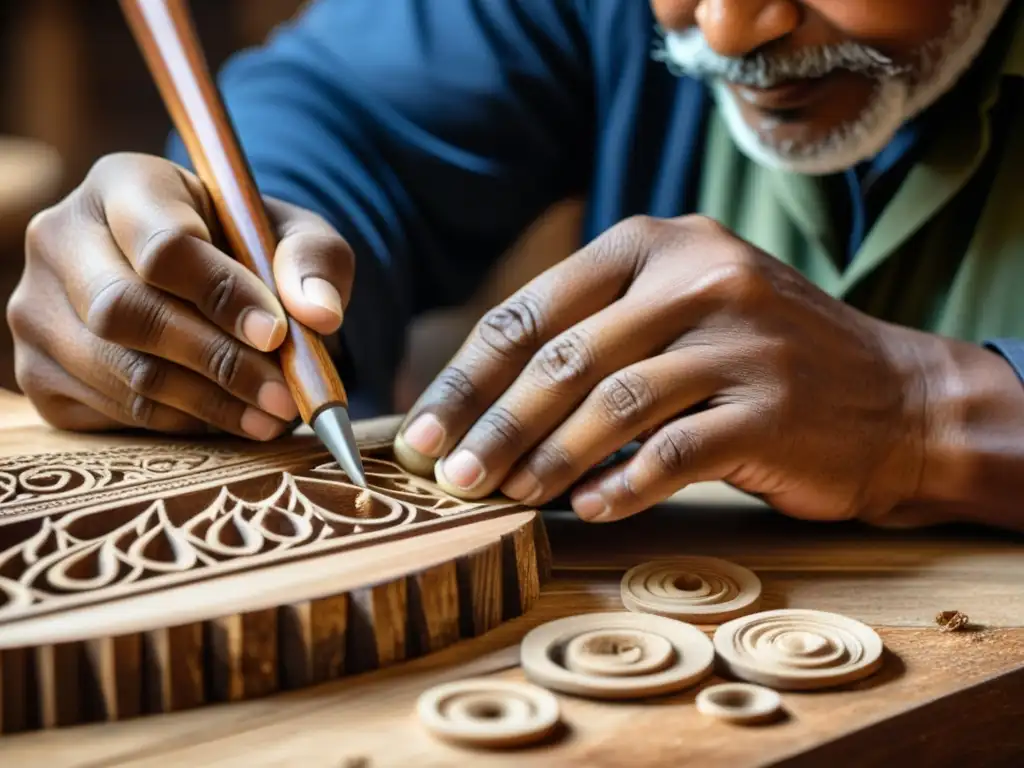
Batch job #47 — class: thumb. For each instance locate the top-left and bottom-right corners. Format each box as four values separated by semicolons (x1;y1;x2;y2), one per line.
267;198;354;335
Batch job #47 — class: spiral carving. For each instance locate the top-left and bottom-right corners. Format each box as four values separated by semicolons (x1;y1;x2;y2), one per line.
520;612;714;700
416;679;559;748
563;629;675;677
713;609;884;690
620;557;761;623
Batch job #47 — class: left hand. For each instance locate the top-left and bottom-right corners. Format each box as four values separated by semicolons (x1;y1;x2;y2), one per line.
394;214;931;524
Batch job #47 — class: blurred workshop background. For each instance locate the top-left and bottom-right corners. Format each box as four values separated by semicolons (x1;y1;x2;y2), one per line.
0;0;580;408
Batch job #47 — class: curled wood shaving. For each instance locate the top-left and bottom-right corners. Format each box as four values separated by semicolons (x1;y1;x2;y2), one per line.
935;610;970;632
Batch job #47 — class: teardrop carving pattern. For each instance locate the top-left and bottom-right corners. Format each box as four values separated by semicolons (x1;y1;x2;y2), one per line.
0;448;520;622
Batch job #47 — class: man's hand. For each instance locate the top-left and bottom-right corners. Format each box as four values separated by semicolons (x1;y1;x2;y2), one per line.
396;214;932;524
7;153;355;440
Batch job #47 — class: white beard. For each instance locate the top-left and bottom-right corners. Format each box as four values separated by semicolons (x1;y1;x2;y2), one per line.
657;0;1013;175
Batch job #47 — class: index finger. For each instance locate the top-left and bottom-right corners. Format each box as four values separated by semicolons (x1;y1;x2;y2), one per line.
95;155;289;353
395;217;652;468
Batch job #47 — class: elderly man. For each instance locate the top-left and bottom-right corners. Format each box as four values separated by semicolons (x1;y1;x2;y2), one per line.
7;1;1024;531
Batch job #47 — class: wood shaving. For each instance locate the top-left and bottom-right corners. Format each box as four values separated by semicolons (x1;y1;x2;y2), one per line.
935;610;970;632
355;490;381;517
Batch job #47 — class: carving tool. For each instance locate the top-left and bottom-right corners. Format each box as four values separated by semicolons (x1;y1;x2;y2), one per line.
119;0;367;487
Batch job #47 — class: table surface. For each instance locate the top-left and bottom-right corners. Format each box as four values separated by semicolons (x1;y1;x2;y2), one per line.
1;391;1023;767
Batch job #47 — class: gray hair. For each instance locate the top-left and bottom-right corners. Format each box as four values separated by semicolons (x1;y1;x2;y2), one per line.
652;26;911;89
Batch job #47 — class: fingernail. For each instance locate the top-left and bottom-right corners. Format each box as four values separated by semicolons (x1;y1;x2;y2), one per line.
241;407;282;441
257;380;298;422
443;450;485;490
240;309;285;352
402;413;446;456
503;471;541;504
302;277;343;320
573;491;609;521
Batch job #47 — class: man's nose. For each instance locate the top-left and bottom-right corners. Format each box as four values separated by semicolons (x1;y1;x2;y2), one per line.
654;0;801;57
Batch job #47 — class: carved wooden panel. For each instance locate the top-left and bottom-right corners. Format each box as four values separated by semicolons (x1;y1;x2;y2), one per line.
0;418;550;733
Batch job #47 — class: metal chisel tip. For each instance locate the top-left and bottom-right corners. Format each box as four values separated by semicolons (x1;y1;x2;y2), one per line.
312;405;367;488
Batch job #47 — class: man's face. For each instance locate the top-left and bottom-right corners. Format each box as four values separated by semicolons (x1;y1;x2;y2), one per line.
651;0;1012;174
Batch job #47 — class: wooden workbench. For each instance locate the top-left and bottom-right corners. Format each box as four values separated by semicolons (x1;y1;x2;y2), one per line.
0;391;1022;766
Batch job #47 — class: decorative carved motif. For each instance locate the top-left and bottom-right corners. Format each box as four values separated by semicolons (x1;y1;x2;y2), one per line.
520;612;715;700
0;449;520;623
620;557;762;623
0;430;549;734
712;609;884;690
0;446;238;511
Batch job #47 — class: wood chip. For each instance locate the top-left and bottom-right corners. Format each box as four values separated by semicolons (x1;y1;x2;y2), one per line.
935;610;970;632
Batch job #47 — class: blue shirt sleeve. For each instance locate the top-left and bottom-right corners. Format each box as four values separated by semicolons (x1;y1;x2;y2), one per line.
165;0;594;415
984;339;1024;386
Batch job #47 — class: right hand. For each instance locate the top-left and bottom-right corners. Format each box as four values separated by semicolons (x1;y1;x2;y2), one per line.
6;153;355;440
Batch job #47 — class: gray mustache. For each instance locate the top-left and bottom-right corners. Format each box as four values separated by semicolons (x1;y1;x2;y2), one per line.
654;29;911;88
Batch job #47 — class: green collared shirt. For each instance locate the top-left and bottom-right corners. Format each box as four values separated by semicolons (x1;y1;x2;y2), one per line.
696;7;1024;343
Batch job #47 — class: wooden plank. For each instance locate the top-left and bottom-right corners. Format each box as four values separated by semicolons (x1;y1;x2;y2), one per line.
2;393;1022;764
0;616;1021;766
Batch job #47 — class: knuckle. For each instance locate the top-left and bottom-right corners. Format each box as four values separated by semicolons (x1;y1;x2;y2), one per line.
476;406;526;452
86;278;167;344
601;215;659;266
124;393;156;426
5;288;29;341
702;259;769;307
531;330;593;389
650;426;700;476
429;365;479;410
681;213;730;237
477;292;545;360
86;152;150;191
200;268;238;322
13;354;46;398
85;152;125;182
134;228;189;284
192;392;237;427
201;334;244;390
24;206;56;258
525;440;575;479
615;214;657;240
116;349;166;396
596;370;655;427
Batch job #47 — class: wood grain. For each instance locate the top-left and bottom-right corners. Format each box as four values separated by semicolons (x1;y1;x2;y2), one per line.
0;401;547;734
1;393;1022;763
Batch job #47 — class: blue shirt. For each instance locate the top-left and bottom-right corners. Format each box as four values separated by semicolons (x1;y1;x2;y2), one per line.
165;0;1024;417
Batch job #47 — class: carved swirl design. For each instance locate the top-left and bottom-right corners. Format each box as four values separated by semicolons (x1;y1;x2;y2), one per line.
563;629;675;677
0;451;519;621
713;609;884;691
620;557;761;623
0;447;230;508
416;679;560;748
520;612;714;700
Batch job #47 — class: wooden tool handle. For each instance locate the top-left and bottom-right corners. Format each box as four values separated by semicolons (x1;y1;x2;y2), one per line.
120;0;347;423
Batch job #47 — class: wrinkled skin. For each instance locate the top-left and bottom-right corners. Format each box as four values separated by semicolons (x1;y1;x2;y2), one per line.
7;154;351;440
7;1;1015;529
649;0;964;154
397;214;933;523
